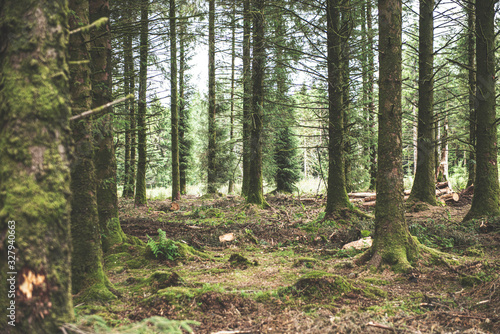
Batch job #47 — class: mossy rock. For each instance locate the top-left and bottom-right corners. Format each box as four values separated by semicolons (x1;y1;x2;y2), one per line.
284;271;354;299
148;271;183;290
292;257;320;268
229;253;258;269
362;285;388;299
126;259;143;269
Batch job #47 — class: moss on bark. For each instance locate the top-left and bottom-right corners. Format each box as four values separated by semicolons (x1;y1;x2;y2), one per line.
0;1;74;331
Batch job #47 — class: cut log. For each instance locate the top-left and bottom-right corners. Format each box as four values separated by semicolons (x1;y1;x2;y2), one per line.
363;194;377;202
440;192;459;202
436;181;450;189
348;192;376;199
404;189;411;195
363;201;376;207
170;202;180;211
436;187;451;196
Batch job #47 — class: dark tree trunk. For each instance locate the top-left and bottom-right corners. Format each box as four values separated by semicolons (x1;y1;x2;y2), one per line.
246;0;267;206
466;1;476;188
135;0;149;206
207;0;217;194
464;0;500;220
179;22;189;195
170;0;181;201
408;0;437;206
228;1;237;194
366;0;377;190
366;0;418;272
0;1;73;331
90;0;125;251
70;0;114;300
325;0;351;215
241;0;252;197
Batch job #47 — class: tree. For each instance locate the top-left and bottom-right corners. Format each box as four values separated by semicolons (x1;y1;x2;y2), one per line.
135;0;149;206
70;0;114;301
464;0;500;220
170;0;181;200
246;0;267;206
0;1;73;331
241;0;252;197
407;0;437;206
179;20;191;195
90;0;126;251
364;0;418;271
324;0;352;215
207;0;217;194
466;0;476;188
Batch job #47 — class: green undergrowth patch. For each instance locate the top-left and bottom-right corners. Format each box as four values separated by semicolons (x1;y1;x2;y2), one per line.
292;257;321;268
145;229;212;262
228;253;259;268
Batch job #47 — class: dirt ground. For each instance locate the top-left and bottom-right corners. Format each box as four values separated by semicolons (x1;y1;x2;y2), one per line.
75;191;500;334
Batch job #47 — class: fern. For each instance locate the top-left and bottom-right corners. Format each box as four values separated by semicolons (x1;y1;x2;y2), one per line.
147;229;179;260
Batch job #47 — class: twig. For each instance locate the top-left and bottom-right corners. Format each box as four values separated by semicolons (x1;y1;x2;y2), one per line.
366;321;394;331
70;94;134;121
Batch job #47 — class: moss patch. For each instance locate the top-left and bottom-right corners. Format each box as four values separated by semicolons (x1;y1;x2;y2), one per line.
229;253;258;269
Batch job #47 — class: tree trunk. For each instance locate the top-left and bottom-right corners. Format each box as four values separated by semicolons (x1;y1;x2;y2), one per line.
70;0;114;300
325;0;351;215
367;0;418;272
170;0;181;201
135;0;149;206
464;0;500;220
228;1;237;194
0;1;73;331
123;0;136;198
207;0;217;194
466;1;476;187
90;0;126;251
366;0;377;190
241;0;252;197
408;0;437;206
247;0;267;206
179;21;189;195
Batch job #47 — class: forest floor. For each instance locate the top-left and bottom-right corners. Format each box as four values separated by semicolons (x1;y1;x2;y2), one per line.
74;192;500;334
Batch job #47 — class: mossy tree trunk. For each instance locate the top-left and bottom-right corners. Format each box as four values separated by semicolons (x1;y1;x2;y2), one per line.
135;0;149;206
170;0;181;201
466;1;476;188
241;0;251;198
123;0;136;198
246;0;267;206
366;0;418;272
179;21;189;196
0;1;74;331
90;0;126;252
325;0;351;215
464;0;500;220
70;0;114;300
408;0;437;206
365;0;377;190
207;0;217;194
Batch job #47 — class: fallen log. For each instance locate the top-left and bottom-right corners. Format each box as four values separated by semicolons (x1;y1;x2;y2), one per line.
436;187;451;196
440;192;459;202
348;192;376;199
436;181;450;189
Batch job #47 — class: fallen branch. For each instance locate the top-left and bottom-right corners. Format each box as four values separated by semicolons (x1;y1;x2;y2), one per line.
69;94;134;121
366;321;393;330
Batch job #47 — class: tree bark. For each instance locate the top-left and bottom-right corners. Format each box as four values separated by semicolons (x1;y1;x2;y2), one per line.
135;0;149;206
170;0;181;201
466;0;476;187
228;1;237;194
179;21;189;195
464;0;500;220
366;0;377;190
241;0;252;197
367;0;418;271
247;0;267;206
408;0;437;206
325;0;351;215
207;0;217;194
90;0;126;251
0;1;73;331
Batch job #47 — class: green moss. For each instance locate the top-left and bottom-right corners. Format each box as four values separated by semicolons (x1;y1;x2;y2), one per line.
292;257;320;268
229;253;258;268
126;259;143;269
104;252;132;268
75;283;116;303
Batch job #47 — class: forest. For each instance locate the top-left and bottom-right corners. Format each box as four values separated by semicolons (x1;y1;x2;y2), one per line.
1;0;500;333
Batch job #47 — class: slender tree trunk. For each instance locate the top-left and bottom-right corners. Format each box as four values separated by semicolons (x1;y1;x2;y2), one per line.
207;0;217;194
342;6;352;194
90;0;126;251
247;0;267;206
464;0;500;220
179;22;188;195
0;1;73;331
228;1;237;194
366;0;377;190
466;1;476;187
135;0;149;206
408;0;436;206
170;0;181;201
365;0;418;271
123;48;131;197
123;0;136;198
325;0;351;215
241;0;252;197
